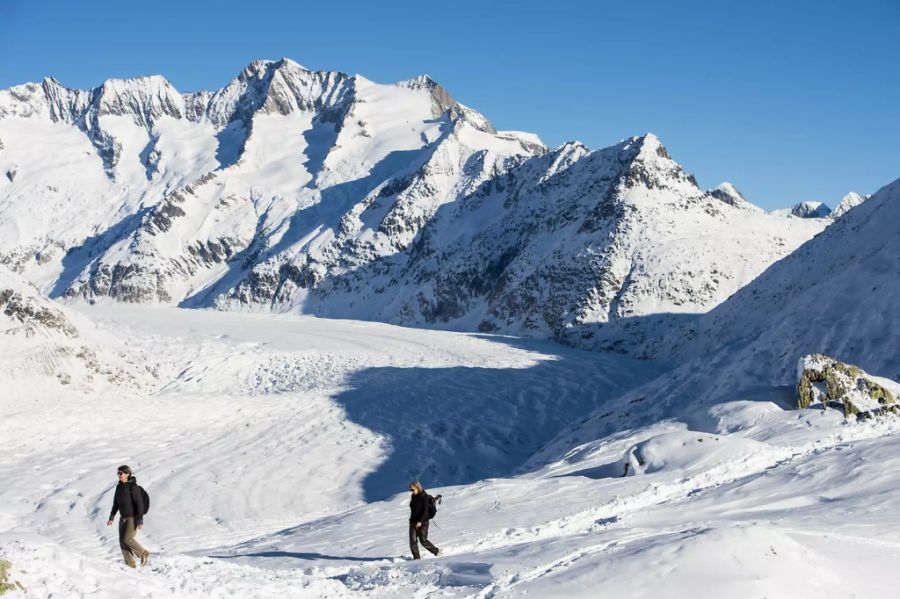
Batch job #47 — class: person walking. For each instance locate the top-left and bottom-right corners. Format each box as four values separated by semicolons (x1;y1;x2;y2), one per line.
106;465;150;568
408;480;440;559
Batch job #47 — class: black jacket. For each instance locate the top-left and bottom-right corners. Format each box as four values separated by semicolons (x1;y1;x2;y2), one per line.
109;477;144;525
409;490;430;524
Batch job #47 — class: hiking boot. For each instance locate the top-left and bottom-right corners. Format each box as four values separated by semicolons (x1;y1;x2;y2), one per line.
126;560;137;568
434;548;442;556
140;551;151;566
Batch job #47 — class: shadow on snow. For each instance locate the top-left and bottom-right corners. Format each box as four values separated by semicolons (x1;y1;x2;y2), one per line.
330;334;667;502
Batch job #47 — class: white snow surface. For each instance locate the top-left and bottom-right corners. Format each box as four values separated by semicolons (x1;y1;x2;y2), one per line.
3;298;900;597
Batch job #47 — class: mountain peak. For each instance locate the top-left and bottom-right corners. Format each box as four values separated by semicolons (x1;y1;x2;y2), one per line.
610;133;701;192
831;191;865;219
635;132;669;158
790;200;832;218
708;182;763;211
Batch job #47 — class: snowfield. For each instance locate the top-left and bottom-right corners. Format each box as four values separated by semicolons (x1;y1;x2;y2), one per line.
2;303;899;598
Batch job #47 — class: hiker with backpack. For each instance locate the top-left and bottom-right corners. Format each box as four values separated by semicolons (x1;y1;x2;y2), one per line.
408;480;442;559
106;465;151;568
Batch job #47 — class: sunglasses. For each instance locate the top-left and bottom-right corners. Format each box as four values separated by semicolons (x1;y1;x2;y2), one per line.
117;471;128;476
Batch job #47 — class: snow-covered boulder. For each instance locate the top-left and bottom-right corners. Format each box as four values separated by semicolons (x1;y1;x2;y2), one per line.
619;430;768;477
797;353;899;417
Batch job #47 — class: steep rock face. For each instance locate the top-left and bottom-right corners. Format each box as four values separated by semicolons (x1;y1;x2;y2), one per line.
0;276;77;337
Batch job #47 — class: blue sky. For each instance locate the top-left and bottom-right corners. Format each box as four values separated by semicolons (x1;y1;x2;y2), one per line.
1;0;897;209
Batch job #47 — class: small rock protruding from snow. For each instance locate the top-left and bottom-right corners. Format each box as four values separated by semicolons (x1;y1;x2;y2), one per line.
830;191;866;219
4;165;15;182
797;353;899;417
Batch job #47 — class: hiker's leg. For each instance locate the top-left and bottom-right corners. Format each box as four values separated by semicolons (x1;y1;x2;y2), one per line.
122;517;148;559
417;521;439;555
409;522;421;559
118;518;136;565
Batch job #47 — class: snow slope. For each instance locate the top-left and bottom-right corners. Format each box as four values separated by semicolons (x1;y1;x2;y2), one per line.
3;304;900;598
0;265;150;392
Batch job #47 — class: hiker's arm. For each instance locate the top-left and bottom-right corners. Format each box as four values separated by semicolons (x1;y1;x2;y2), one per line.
108;496;118;524
133;486;145;527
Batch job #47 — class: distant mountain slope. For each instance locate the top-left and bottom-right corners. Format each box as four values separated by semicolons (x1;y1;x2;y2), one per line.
0;58;825;343
539;176;900;449
305;135;825;339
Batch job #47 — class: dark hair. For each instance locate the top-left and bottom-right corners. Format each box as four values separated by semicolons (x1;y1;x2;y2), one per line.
117;465;132;475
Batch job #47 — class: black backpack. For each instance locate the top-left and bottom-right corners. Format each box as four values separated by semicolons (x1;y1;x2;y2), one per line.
133;484;150;515
427;494;442;520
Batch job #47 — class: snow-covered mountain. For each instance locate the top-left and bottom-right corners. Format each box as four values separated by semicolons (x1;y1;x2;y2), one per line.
707;181;763;212
304;135;825;339
0;59;826;343
771;200;833;218
831;191;866;219
544;175;900;444
0;58;542;294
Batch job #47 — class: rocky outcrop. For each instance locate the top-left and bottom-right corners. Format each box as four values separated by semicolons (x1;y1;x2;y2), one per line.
708;182;763;212
790;201;832;218
797;353;898;417
0;560;25;595
0;287;77;337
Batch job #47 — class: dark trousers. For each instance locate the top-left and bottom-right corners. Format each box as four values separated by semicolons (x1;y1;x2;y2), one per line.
118;516;148;565
409;520;439;559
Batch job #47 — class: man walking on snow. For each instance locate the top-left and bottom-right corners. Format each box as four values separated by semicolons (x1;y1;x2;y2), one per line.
408;480;441;559
106;465;150;568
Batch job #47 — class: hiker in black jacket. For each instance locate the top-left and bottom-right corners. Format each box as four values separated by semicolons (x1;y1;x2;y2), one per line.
106;465;150;567
408;480;440;559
